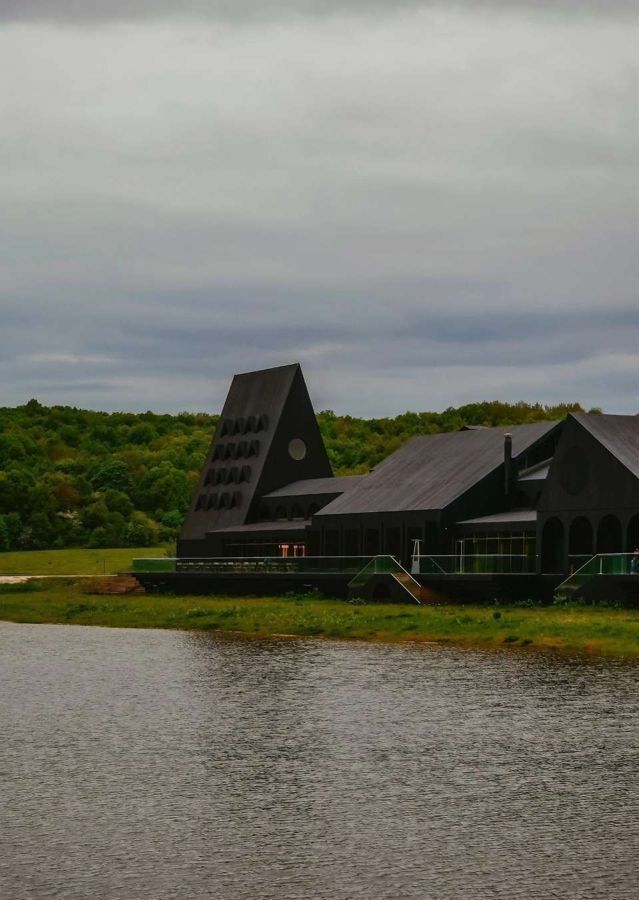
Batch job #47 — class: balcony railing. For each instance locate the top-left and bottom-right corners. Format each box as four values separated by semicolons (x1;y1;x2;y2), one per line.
132;556;374;576
416;554;537;575
132;552;637;582
557;553;637;598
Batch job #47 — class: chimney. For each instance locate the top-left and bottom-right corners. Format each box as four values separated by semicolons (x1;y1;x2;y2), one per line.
504;433;513;495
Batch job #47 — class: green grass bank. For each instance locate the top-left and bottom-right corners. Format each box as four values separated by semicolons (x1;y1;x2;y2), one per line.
1;578;638;660
0;546;171;576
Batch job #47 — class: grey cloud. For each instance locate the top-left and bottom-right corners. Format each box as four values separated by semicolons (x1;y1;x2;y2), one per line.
2;276;636;415
0;6;635;416
0;1;635;24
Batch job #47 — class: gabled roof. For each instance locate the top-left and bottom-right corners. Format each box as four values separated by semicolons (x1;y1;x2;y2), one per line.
180;363;332;541
571;413;639;478
263;475;364;499
316;420;560;516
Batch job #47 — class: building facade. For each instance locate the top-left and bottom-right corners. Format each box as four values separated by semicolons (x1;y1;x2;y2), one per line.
178;363;639;579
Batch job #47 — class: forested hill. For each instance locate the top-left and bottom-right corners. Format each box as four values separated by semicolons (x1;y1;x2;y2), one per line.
0;398;592;552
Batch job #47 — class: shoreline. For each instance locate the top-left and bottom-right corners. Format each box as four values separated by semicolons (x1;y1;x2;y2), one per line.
0;577;638;661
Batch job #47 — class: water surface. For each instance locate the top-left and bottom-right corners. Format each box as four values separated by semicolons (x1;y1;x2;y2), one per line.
1;623;637;899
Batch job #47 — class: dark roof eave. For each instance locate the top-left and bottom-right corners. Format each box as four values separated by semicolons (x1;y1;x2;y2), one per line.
212;520;311;535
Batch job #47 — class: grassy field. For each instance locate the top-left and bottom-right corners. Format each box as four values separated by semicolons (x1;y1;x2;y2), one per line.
0;577;638;660
0;546;171;576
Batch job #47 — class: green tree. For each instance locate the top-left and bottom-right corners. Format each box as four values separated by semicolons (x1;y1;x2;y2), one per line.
103;489;134;517
0;470;34;515
128;423;159;445
159;509;184;541
0;431;31;466
0;516;10;552
3;513;22;549
124;512;160;547
89;527;109;548
81;499;110;531
91;459;133;494
135;464;192;515
24;512;55;550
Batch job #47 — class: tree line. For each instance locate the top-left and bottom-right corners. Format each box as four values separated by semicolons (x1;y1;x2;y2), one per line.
0;397;592;551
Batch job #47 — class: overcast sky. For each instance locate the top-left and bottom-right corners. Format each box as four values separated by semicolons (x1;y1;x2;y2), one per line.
1;1;636;416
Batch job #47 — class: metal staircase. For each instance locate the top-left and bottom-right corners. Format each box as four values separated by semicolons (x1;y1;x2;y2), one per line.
390;568;423;603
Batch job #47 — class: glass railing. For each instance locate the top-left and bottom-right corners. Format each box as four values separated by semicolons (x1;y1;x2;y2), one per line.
594;553;634;575
566;554;593;573
348;555;403;592
348;556;422;602
132;557;177;574
417;554;537;575
556;553;636;598
132;553;636;582
132;556;374;576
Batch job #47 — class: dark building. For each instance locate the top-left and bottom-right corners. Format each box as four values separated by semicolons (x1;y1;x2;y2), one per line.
537;413;639;574
174;362;638;599
178;363;333;558
308;420;561;567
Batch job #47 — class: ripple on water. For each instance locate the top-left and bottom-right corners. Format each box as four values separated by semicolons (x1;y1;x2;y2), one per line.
0;623;637;900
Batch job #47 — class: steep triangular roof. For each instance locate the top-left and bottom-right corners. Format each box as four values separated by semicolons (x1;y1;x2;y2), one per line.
571;413;639;478
317;420;560;516
180;363;332;541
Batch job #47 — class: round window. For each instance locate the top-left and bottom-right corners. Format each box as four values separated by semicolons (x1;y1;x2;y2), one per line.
288;438;307;461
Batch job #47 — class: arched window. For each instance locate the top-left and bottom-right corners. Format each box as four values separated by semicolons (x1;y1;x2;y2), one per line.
627;513;639;552
291;504;305;520
541;517;564;573
597;515;623;553
275;506;288;521
569;516;593;558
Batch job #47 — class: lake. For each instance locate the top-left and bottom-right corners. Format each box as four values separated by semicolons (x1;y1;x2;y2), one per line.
1;623;637;899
